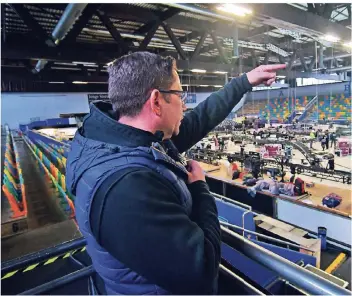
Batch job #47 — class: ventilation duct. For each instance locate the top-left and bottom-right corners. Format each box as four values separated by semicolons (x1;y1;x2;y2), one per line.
34;4;88;73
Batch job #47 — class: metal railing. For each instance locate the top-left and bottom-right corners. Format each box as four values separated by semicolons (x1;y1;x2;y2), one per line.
221;226;350;295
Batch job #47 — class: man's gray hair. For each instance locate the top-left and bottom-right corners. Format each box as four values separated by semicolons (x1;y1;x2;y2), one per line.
108;52;175;117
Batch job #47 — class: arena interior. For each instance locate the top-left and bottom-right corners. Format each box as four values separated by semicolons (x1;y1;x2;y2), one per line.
1;3;352;295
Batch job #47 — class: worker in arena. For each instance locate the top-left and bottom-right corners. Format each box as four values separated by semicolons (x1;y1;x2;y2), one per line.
66;52;286;295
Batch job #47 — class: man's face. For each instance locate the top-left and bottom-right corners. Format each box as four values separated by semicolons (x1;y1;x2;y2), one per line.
160;68;186;138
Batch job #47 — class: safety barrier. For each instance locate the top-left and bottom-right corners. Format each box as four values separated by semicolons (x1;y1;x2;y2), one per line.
35;140;66;173
26;130;70;158
23;136;75;218
48;143;67;157
2;127;27;218
221;226;350;295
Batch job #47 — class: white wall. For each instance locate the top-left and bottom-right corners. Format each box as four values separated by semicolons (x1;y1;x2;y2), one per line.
277;199;352;245
1;93;90;129
1;89;244;129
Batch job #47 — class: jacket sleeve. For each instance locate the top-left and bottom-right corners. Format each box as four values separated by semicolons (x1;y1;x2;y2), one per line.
172;74;252;153
97;169;221;295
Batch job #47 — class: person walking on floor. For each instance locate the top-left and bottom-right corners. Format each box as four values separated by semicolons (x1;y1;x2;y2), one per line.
325;131;330;150
309;130;315;149
330;132;337;149
321;136;326;151
66;51;285;295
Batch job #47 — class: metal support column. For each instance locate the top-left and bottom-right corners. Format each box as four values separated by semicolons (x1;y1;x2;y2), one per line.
232;25;239;58
319;44;325;69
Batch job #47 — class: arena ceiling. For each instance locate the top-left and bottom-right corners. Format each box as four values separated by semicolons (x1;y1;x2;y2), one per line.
1;3;351;92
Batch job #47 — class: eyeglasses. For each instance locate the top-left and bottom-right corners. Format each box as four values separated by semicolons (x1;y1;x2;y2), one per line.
158;89;188;102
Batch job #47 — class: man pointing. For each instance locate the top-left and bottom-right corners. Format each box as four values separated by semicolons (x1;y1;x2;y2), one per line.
66;52;285;295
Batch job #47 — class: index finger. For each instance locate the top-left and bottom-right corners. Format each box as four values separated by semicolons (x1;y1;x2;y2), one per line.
261;64;287;71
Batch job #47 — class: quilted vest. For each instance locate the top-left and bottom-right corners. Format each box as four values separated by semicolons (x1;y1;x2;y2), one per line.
66;130;192;295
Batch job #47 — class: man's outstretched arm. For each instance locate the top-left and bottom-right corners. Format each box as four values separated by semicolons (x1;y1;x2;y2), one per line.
172;64;286;153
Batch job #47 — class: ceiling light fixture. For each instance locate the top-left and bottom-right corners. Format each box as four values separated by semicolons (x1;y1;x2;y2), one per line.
214;85;223;87
191;69;206;73
320;34;340;43
73;61;96;66
49;82;65;84
199;85;209;87
216;4;252;17
214;71;227;74
72;81;88;84
342;42;352;48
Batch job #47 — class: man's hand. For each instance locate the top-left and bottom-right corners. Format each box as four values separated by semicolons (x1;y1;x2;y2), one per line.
187;160;206;184
247;64;286;86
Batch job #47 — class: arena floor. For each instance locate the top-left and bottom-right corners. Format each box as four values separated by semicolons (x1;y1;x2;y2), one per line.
199;133;352;216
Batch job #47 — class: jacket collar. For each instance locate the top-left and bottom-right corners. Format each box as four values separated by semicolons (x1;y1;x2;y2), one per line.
81;101;164;147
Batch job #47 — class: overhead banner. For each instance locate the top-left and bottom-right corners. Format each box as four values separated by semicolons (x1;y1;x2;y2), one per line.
87;93;110;103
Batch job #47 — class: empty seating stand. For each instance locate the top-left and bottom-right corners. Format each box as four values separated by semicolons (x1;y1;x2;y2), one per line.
2;127;27;219
23;136;75;219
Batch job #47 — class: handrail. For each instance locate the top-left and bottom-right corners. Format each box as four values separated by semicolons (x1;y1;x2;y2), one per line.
1;238;86;275
212;192;252;211
19;266;95;295
220;221;315;252
219;264;265;295
221;226;350;295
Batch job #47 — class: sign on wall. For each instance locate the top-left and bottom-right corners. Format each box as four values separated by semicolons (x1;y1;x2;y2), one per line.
185;93;197;104
87;93;110;103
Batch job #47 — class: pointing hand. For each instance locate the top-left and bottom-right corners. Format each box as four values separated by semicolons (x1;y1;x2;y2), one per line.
246;64;287;87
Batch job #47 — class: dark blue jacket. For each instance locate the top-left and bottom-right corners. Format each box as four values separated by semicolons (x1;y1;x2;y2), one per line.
66;75;252;294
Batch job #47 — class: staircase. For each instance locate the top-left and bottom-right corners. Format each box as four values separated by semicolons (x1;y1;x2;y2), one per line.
298;96;318;122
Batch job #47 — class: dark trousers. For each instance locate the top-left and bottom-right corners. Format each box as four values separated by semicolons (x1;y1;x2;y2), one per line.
326;140;329;150
331;140;336;148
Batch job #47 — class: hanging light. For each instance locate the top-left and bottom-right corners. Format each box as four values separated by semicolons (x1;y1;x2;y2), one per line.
191;69;206;73
320;34;340;43
72;81;88;84
216;4;252;17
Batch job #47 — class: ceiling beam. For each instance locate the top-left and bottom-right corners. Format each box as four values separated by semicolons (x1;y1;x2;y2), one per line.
307;4;315;14
161;22;188;60
209;31;228;64
138;23;159;51
323;4;335;19
298;51;308;72
134;8;180;35
252;4;351;41
61;4;101;45
96;10;129;54
102;4;249;41
337;17;351;27
9;4;54;46
179;31;202;44
246;25;276;40
191;32;207;60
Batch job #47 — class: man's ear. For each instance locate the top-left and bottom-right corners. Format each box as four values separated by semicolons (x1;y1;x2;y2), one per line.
149;89;162;116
